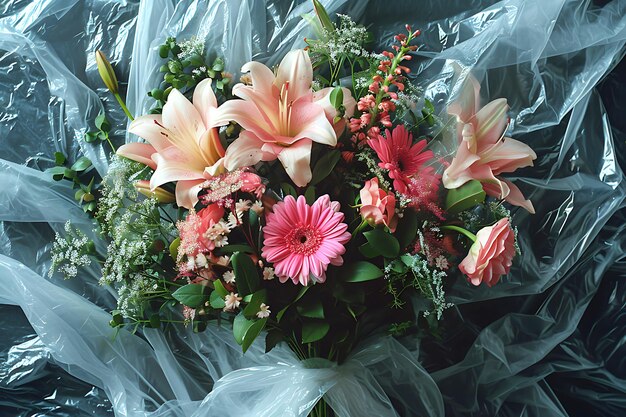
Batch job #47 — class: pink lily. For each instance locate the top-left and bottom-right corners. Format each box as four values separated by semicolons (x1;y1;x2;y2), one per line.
442;75;537;213
212;49;351;187
117;78;225;209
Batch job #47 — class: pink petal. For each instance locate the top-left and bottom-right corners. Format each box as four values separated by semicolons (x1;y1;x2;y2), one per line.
474;98;509;145
162;88;205;144
117;142;157;169
276;139;313;187
289;100;337;147
175;179;204;209
150;154;204;189
128;115;171;153
448;69;481;123
210;100;276;143
223;131;267;171
193;78;218;127
500;178;535;214
275;49;313;102
480;137;536;174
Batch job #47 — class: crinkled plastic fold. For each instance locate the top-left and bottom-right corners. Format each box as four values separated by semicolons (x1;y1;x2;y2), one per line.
1;0;625;416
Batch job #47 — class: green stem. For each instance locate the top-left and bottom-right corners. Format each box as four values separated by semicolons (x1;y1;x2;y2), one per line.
114;92;135;121
441;225;477;242
104;132;116;153
351;219;368;238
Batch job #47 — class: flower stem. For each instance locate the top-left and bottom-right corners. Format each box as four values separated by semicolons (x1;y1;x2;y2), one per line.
441;225;477;242
351;219;368;238
114;92;134;121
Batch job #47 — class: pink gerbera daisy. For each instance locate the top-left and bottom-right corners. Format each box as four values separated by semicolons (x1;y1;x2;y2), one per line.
261;195;351;286
368;125;433;193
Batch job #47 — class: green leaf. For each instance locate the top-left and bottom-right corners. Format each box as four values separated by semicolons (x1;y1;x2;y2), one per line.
242;318;267;353
302;320;330;343
231;252;260;297
265;329;284;353
63;168;77;180
212;58;224;72
70;156;92;172
209;290;226;309
363;228;400;258
169;237;180;260
445;180;486;214
74;189;86;201
84;131;98;143
213;244;254;255
296;298;324;319
280;182;297;198
54;152;66;166
46;166;66;181
341;261;384;283
312;0;334;31
304;186;316;205
95;112;111;132
213;279;229;298
358;242;378;258
310;150;341;185
158;44;170;58
329;86;344;110
171;284;208;308
394;211;418;249
243;289;267;319
276;286;310;322
233;314;249;344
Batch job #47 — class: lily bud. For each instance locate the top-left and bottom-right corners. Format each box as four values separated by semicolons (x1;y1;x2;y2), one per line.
134;180;176;203
95;50;119;94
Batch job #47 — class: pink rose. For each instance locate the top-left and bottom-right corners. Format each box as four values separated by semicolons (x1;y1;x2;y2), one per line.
459;218;515;287
359;177;398;233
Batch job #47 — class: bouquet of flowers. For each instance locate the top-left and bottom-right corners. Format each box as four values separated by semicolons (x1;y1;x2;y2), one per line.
45;2;540;414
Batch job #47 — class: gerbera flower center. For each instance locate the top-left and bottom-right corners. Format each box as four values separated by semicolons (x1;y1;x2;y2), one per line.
285;225;322;255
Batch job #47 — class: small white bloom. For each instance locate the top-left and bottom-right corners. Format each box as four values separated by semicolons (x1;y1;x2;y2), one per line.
186;257;196;271
195;253;208;269
223;270;236;284
236;199;252;214
262;267;275;281
217;255;230;266
251;201;264;215
256;303;271;319
224;292;242;312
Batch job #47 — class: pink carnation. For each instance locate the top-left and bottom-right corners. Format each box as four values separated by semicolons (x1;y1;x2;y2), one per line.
261;195;351;286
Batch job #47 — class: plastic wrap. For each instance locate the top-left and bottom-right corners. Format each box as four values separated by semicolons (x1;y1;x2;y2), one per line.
1;0;625;416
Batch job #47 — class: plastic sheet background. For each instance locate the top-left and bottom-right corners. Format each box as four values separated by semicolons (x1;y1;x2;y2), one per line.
0;0;625;416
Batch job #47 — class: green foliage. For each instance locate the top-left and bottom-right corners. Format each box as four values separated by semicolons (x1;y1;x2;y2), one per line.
171;283;209;309
149;37;231;113
445;180;486;214
46;152;98;214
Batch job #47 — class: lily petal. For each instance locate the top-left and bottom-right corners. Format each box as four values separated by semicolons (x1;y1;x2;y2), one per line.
128;114;171;153
162;88;205;147
500;178;535;214
276;139;313;187
117;142;157;169
275;49;313;102
211;100;276;143
193;78;218;126
448;70;481;123
223;131;266;170
289;100;337;146
474;98;509;145
175;179;204;210
150;154;205;189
